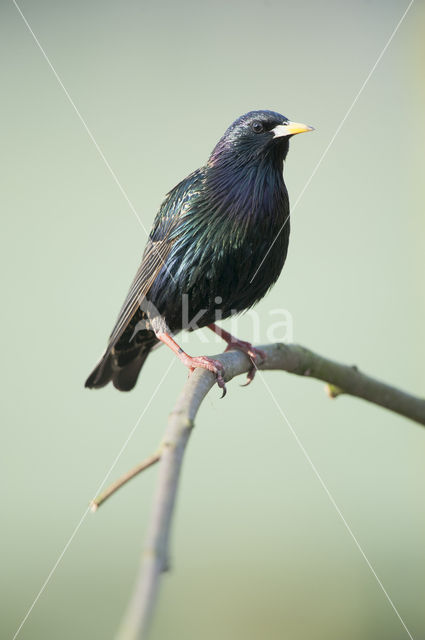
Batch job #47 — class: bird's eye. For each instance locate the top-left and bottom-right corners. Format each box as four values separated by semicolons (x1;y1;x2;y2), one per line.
252;121;264;134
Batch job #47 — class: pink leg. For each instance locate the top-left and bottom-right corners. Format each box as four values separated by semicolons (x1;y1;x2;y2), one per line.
156;331;227;397
207;324;266;386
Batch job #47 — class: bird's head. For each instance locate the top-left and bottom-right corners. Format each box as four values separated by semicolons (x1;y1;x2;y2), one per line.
209;110;313;167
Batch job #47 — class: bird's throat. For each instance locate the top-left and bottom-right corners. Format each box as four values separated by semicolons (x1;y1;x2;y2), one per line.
205;152;287;227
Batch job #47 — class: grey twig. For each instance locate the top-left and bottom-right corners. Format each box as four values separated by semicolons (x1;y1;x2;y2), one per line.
91;452;161;511
114;342;425;640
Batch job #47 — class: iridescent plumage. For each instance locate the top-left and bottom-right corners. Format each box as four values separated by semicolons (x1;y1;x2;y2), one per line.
86;110;312;391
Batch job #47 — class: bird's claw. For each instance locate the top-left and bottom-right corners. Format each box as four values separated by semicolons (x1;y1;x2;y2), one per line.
185;355;227;397
224;340;266;387
241;366;257;387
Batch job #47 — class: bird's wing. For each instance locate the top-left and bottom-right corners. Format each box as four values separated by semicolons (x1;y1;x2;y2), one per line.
107;168;203;347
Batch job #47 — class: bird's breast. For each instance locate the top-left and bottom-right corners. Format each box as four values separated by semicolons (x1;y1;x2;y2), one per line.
175;192;288;327
149;163;290;330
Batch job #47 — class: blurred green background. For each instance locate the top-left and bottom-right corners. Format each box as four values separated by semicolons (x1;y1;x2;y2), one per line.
2;0;424;638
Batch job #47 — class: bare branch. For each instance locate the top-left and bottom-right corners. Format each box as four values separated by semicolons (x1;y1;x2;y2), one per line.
115;342;425;640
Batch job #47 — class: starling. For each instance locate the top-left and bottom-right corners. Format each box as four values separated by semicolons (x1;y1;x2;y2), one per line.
85;110;313;394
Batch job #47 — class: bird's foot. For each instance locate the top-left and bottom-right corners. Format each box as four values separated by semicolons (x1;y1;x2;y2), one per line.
155;331;227;397
179;353;227;397
224;339;266;386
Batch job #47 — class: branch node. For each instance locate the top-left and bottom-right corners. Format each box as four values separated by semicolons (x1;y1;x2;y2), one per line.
325;383;345;398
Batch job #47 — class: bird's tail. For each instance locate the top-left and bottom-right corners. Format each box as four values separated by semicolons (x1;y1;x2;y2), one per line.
85;340;155;392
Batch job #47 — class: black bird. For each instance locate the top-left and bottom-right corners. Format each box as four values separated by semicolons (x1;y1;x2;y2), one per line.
85;110;313;394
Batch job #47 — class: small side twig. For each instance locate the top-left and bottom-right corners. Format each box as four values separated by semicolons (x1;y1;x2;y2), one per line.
91;452;161;511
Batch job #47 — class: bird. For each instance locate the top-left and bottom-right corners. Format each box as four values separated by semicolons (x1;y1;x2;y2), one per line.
85;110;313;395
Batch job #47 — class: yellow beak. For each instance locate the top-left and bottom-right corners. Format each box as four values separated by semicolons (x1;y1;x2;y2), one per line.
272;121;315;138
